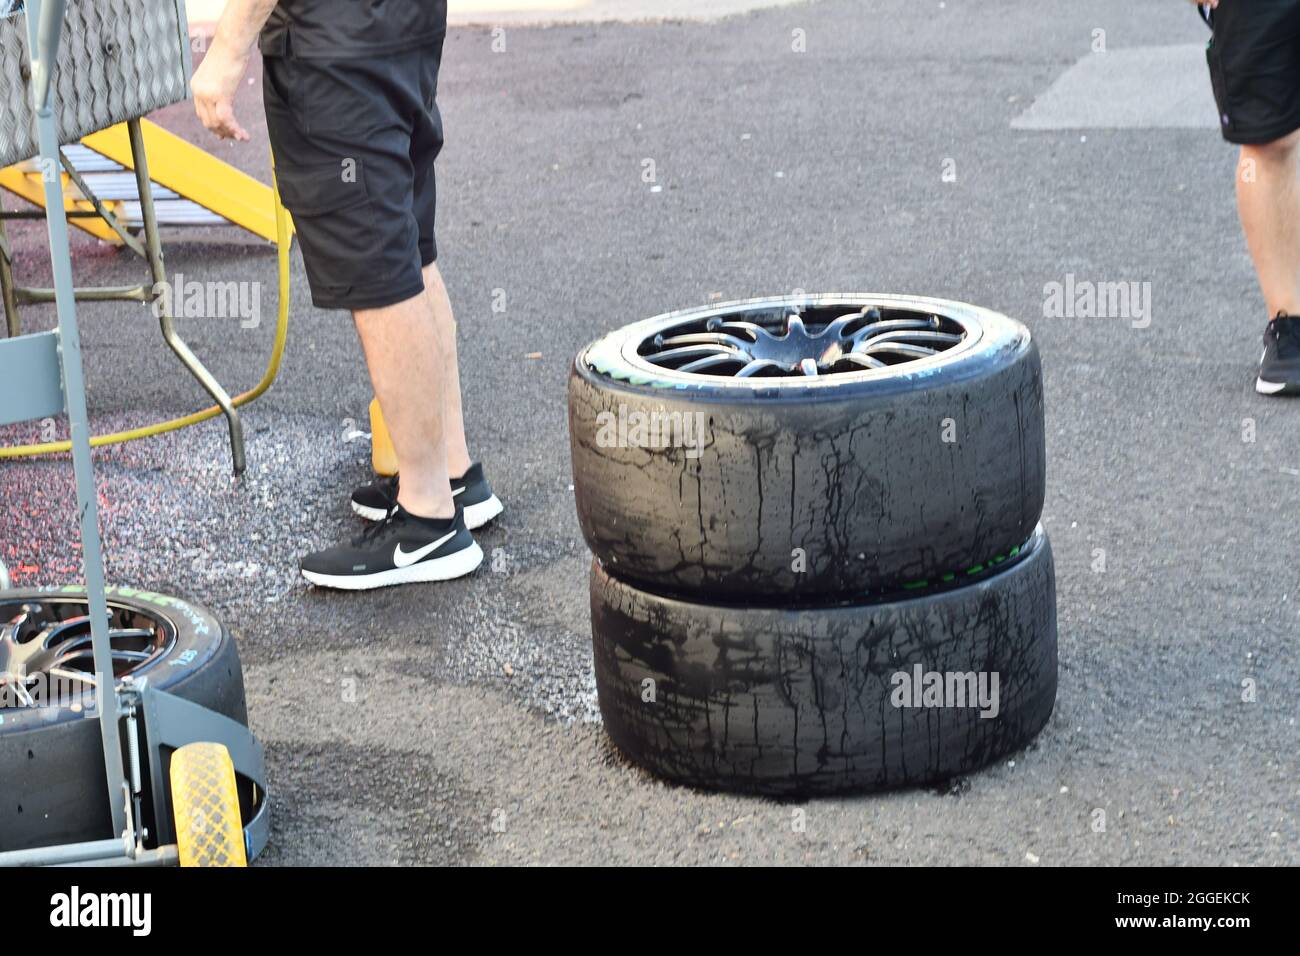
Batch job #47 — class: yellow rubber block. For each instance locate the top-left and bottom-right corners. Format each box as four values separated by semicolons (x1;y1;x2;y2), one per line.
370;397;398;477
170;742;248;867
0;165;124;243
82;120;290;244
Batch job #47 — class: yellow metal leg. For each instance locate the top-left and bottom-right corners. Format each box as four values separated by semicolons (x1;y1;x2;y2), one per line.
370;397;399;477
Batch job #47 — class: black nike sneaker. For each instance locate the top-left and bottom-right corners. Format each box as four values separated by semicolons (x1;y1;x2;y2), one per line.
1256;312;1300;396
351;463;503;529
349;475;399;521
300;505;483;590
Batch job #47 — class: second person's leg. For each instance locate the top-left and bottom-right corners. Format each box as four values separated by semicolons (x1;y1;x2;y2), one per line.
1237;129;1300;319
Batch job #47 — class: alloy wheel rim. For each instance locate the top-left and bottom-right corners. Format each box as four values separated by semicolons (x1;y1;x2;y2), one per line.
0;596;175;709
589;295;990;389
639;306;967;378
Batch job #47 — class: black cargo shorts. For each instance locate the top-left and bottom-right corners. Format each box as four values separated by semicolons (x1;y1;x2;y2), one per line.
261;29;445;311
1205;0;1300;145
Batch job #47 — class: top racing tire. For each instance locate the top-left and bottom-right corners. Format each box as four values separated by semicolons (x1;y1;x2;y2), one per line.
569;295;1047;599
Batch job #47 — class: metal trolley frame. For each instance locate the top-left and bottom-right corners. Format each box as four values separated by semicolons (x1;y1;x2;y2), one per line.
0;0;268;867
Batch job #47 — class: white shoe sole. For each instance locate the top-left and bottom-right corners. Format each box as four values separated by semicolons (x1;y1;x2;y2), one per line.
301;541;484;590
352;494;503;529
351;501;389;521
1255;376;1291;395
463;495;504;530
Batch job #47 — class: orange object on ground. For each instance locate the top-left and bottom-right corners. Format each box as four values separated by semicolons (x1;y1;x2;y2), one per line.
369;397;398;476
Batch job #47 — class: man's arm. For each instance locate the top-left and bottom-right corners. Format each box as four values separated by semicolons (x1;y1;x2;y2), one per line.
190;0;279;141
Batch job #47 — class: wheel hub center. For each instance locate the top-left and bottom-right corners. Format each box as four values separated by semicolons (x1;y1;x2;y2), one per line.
738;315;845;371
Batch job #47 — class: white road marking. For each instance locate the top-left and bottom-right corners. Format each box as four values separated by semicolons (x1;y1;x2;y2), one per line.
1013;45;1219;131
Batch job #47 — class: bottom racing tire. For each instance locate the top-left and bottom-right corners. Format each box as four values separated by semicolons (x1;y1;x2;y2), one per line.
591;528;1057;795
0;587;247;853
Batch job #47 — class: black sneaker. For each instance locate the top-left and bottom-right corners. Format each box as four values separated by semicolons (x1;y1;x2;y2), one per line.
350;475;400;521
351;463;503;529
300;505;483;590
1257;313;1300;396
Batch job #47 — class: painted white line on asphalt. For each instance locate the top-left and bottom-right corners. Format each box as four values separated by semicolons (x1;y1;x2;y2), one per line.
1013;45;1218;130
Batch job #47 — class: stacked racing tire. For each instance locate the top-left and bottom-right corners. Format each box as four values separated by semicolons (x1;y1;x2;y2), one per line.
568;295;1056;795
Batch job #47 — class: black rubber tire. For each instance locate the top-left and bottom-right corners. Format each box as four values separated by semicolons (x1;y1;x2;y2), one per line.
591;528;1057;795
569;294;1046;599
0;588;247;853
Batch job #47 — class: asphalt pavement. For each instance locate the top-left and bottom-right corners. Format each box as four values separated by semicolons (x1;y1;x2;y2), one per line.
1;0;1296;865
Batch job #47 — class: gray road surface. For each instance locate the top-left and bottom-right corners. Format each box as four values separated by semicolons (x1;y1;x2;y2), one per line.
1;0;1295;865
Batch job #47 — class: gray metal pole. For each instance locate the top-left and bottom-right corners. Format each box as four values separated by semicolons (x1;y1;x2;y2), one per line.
128;118;247;474
0;207;20;338
0;838;126;867
25;0;128;840
29;0;63;111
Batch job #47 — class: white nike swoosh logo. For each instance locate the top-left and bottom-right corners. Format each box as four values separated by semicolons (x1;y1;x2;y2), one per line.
453;485;466;496
393;530;457;568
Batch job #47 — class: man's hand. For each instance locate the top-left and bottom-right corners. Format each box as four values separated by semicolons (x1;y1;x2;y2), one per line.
191;38;251;141
190;0;279;141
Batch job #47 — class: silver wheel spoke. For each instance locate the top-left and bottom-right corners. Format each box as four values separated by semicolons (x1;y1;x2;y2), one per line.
735;359;782;378
847;318;938;346
54;648;151;669
857;342;939;358
865;329;963;345
657;332;754;349
36;614;99;646
840;352;887;369
706;319;765;338
106;628;153;641
48;667;96;687
52;627;153;654
0;680;36;706
644;345;739;365
678;354;743;374
823;313;868;338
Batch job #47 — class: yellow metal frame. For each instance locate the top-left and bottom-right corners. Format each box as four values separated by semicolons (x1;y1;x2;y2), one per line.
0;164;291;461
0;119;289;245
82;120;286;244
0;165;123;243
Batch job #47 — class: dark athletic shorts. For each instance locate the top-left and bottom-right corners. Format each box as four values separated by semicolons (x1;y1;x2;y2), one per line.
261;30;446;311
1206;0;1300;145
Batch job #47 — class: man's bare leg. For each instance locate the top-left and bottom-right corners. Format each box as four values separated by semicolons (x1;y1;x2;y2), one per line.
422;261;472;479
354;292;455;520
1237;129;1300;318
